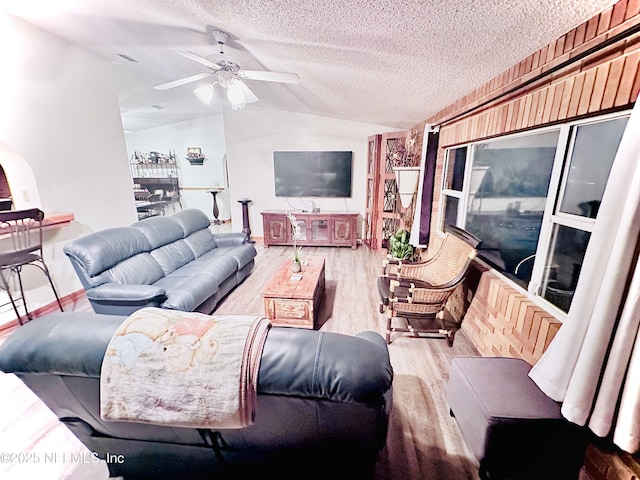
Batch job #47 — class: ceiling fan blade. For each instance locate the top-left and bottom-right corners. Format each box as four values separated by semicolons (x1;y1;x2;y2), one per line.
237;80;259;103
174;50;220;70
154;72;213;90
238;70;300;84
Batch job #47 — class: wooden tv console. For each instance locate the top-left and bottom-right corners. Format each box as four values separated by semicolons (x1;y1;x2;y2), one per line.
261;210;358;249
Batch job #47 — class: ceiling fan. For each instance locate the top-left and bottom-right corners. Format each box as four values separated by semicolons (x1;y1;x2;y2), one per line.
153;30;300;109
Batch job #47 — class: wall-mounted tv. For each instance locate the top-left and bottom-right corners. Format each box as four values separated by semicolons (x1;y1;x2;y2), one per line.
273;151;353;198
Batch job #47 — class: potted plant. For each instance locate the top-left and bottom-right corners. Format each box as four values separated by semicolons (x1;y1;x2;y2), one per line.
287;213;303;272
389;228;414;260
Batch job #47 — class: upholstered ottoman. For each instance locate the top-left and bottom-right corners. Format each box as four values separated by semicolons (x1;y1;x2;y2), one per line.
447;357;587;480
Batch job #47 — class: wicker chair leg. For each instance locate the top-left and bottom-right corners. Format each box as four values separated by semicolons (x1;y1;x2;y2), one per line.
446;330;455;347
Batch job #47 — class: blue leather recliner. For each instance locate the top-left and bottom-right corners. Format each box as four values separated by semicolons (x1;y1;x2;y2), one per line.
0;312;394;479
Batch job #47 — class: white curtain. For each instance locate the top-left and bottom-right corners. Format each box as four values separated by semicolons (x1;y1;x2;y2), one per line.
529;100;640;453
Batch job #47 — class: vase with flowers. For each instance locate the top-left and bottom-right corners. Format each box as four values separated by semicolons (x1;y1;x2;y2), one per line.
287;213;303;272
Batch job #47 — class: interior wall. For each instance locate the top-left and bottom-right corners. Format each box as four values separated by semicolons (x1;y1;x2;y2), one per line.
222;105;396;239
124;114;228;220
0;13;136;318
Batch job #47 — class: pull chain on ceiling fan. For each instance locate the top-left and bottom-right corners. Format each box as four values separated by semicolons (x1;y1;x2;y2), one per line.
154;30;300;110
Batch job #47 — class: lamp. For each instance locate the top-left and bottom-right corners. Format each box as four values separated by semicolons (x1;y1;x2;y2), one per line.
193;84;215;106
393;166;420;208
226;80;246;110
193;71;248;110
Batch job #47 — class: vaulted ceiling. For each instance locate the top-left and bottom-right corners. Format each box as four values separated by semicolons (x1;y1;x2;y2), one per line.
2;0;619;132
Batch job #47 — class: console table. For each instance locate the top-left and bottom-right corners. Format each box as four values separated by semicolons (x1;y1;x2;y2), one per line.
261;210;358;249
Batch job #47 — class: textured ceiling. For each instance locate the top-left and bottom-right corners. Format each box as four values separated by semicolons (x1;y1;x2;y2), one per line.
2;0;619;132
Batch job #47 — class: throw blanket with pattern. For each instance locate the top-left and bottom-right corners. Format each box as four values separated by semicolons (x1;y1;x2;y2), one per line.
100;307;271;429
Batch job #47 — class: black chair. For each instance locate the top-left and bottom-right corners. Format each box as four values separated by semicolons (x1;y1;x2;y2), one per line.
0;208;63;325
136;193;167;220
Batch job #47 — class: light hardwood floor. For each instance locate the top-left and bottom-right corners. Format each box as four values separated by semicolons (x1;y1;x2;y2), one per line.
0;241;483;480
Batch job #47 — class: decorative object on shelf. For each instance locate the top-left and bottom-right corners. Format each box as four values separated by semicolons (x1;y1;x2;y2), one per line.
287;213;303;272
238;198;254;243
186;147;205;165
132;150;176;165
389;131;419;167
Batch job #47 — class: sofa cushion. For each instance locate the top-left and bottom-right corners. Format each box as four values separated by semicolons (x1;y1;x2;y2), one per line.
171;208;212;236
150;239;196;275
63;227;151;276
132;216;185;249
155;276;218;312
184;229;217;258
154;273;220;311
168;254;239;284
93;252;165;287
258;329;394;404
206;244;257;270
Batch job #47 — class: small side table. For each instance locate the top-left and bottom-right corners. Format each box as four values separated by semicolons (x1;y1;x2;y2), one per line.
238;198;254;243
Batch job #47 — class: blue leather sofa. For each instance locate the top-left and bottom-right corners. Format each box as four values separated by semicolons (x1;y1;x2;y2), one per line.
0;312;394;479
63;209;257;316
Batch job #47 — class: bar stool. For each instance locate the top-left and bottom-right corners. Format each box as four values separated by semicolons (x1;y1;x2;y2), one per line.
0;208;63;325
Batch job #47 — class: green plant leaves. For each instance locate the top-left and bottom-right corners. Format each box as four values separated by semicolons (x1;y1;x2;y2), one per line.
389;228;414;260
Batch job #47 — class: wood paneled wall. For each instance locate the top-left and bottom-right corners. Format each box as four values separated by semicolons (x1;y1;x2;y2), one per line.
415;2;640;478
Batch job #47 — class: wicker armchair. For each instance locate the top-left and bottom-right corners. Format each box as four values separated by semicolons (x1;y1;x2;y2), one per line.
377;226;480;345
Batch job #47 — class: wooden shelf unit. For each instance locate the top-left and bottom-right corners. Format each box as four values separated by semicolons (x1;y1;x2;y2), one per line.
130;152;180;202
364;130;409;250
261;210;358;249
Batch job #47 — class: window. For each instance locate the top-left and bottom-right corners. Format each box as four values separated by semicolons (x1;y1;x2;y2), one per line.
441;146;467;228
440;112;630;313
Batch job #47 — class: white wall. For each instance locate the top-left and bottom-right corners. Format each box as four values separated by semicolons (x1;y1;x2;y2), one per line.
124;114;229;219
223;106;395;238
0;14;136;318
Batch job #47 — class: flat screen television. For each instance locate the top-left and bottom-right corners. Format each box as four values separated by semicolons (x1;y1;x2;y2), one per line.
273;151;353;198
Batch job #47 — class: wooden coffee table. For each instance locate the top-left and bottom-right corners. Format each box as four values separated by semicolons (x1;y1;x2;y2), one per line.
260;257;325;329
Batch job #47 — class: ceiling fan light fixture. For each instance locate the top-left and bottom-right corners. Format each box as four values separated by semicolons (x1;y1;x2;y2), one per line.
160;34;295;111
193;84;215;106
226;80;246;110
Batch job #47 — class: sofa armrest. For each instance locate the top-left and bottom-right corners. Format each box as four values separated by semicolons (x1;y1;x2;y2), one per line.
86;283;167;303
213;232;249;247
356;330;391;353
258;328;393;405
